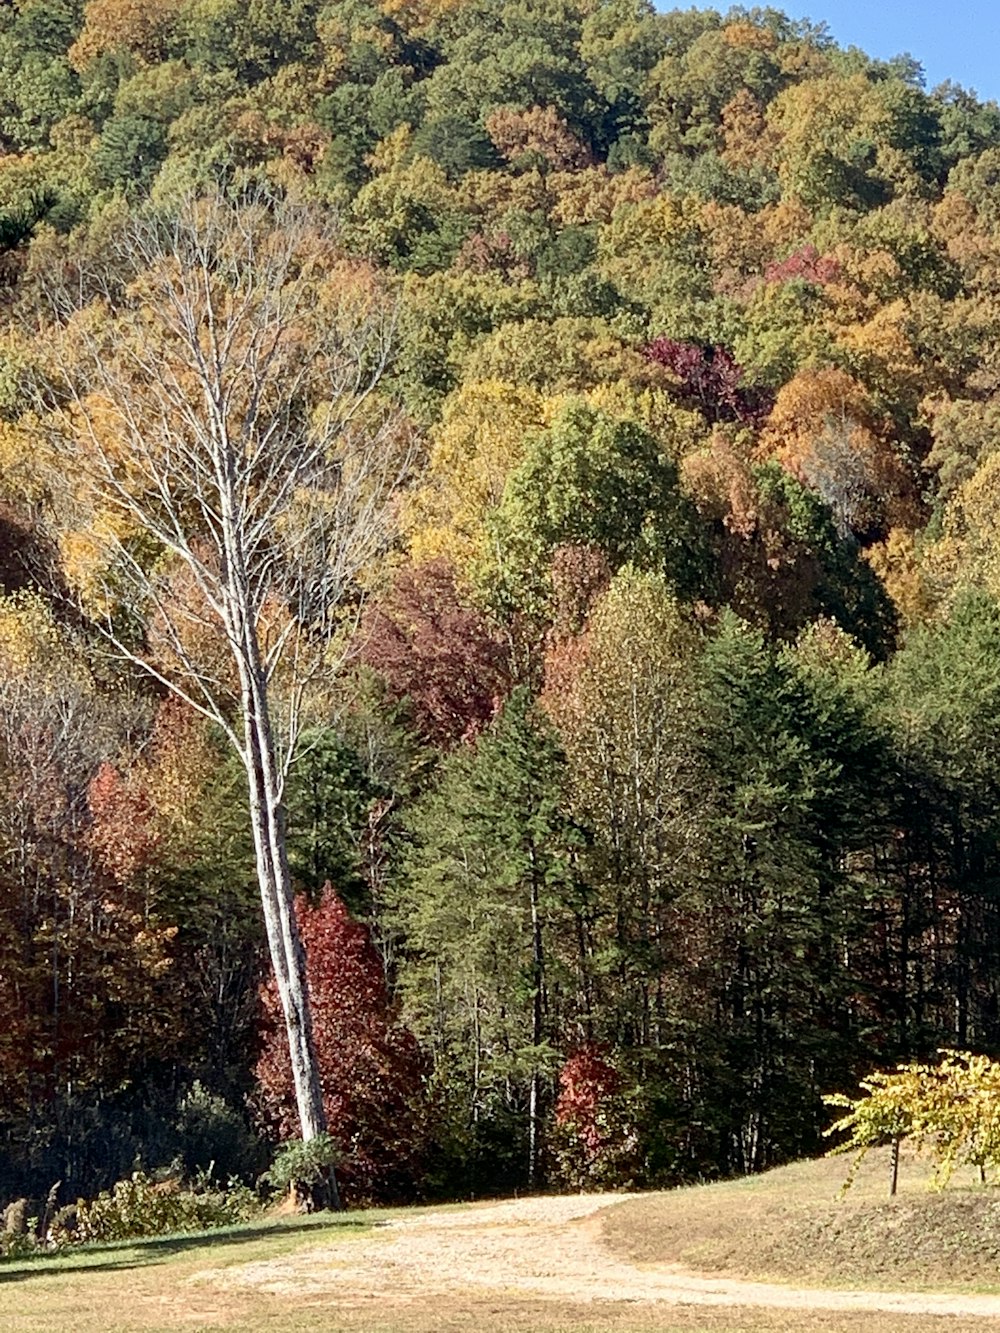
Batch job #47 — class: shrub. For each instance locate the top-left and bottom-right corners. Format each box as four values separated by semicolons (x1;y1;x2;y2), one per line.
550;1044;641;1190
1;1198;28;1235
71;1170;258;1244
261;1134;340;1203
0;1226;37;1259
173;1082;264;1182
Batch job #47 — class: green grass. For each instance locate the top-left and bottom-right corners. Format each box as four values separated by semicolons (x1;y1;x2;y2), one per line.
0;1210;381;1332
1;1210;371;1277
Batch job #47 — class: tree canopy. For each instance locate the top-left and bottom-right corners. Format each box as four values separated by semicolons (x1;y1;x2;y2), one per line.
5;0;1000;1208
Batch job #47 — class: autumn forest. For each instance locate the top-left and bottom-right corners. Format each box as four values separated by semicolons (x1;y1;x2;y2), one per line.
3;0;1000;1212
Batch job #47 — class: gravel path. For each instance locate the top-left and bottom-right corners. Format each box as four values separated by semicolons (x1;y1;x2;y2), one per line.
194;1192;1000;1319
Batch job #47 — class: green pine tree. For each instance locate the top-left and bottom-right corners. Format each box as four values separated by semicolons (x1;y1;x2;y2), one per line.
395;686;582;1192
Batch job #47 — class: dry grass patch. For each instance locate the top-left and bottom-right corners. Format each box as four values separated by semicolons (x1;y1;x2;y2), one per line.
9;1166;1000;1330
199;1307;1000;1333
4;1282;996;1333
601;1145;1000;1290
0;1212;377;1332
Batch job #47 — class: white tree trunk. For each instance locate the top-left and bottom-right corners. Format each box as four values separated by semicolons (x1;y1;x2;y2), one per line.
32;193;411;1213
242;670;342;1209
227;511;342;1207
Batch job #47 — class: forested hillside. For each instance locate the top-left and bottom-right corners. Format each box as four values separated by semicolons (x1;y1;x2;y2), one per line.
3;0;1000;1207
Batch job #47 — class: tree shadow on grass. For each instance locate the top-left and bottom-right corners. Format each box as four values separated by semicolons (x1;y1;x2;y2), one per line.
0;1215;375;1283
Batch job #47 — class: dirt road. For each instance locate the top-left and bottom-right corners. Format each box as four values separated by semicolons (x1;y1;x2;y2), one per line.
194;1193;1000;1319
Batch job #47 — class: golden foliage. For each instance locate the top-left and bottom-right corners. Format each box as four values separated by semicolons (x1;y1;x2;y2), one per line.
0;591;62;679
146;556;239;701
929;451;1000;601
721;20;778;52
377;0;468;28
761;368;878;459
681;431;758;539
719;88;777;170
701;200;772;285
835;298;927;410
760;367;917;534
826;1051;1000;1192
867;527;940;628
405;379;544;567
548;166;657;228
485;105;592;172
141;696;223;834
69;0;184;71
767;74;892;206
456;165;554;222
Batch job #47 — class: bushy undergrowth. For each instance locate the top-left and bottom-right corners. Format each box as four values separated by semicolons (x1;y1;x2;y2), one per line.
68;1170;260;1245
0;1227;37;1259
1;1170;260;1257
260;1134;341;1199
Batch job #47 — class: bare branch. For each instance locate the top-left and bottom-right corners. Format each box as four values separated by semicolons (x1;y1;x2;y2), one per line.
24;190;415;1166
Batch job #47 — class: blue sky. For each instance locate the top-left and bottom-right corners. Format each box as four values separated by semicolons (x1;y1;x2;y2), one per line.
775;2;1000;102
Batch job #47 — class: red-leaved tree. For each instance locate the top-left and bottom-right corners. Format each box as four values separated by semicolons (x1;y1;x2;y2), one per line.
551;1043;639;1189
763;244;840;287
645;337;772;426
255;885;428;1202
87;762;160;886
358;558;511;746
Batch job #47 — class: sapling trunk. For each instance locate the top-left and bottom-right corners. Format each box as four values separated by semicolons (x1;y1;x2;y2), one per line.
889;1136;900;1198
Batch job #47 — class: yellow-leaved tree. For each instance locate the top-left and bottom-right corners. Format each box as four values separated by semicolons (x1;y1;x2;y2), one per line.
825;1051;1000;1196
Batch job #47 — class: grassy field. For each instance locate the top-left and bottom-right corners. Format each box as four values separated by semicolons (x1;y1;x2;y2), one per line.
2;1210;877;1333
0;1212;382;1332
602;1144;1000;1292
5;1151;1000;1332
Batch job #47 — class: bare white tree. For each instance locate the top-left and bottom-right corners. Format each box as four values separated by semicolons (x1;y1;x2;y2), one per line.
28;192;413;1208
799;410;879;539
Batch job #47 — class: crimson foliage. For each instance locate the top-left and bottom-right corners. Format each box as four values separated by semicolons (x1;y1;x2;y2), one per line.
555;1045;619;1144
763;244;840;287
359;558;511;745
255;885;427;1202
552;1043;637;1188
87;761;159;885
645;337;772;426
